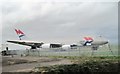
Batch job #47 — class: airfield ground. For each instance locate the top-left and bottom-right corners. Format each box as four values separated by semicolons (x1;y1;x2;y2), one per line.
1;45;119;73
2;55;119;73
2;55;73;72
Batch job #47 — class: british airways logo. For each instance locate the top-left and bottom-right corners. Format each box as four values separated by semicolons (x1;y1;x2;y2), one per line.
84;37;93;42
15;29;25;40
83;37;93;46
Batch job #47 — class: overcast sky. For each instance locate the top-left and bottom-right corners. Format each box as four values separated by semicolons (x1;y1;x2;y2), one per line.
1;0;118;49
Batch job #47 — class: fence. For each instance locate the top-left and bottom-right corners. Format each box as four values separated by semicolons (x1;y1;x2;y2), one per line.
17;46;118;57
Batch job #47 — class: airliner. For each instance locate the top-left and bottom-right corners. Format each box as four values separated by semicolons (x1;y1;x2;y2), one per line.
7;29;108;50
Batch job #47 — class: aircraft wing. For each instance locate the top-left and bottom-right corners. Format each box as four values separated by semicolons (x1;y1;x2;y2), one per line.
7;40;44;48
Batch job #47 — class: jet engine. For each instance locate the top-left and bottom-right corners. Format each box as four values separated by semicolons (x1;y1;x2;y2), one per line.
41;43;62;49
62;45;71;49
41;44;50;49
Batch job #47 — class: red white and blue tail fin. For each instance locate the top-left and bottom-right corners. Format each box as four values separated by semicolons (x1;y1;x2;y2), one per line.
83;37;93;46
15;29;25;40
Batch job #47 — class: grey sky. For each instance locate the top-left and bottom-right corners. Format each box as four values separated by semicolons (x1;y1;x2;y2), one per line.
1;0;118;49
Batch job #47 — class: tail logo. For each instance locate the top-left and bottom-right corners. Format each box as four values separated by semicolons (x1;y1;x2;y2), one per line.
83;37;93;46
15;29;25;40
84;37;93;42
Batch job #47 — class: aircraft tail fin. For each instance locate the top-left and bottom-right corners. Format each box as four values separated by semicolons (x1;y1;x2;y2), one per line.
83;37;93;46
15;29;25;40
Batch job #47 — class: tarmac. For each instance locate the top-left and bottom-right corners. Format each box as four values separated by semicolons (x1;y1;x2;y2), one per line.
2;55;73;72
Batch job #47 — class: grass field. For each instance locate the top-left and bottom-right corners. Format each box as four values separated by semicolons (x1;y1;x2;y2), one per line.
31;56;119;73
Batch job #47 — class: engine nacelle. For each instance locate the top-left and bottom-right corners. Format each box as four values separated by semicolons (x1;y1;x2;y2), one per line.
62;45;71;49
41;44;50;49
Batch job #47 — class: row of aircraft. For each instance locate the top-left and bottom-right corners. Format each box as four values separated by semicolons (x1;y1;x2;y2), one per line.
7;29;109;51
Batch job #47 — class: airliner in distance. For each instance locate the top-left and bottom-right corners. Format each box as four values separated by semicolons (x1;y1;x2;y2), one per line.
7;29;109;50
